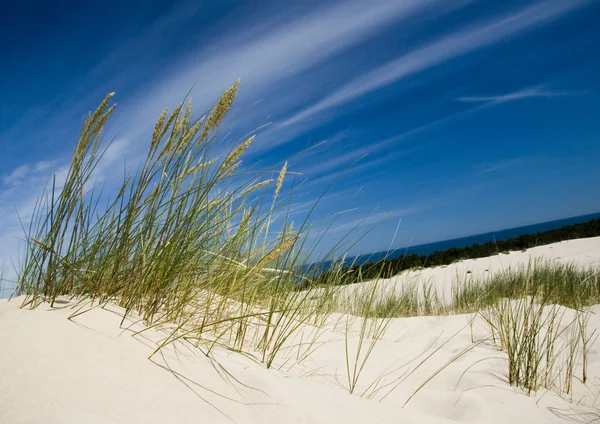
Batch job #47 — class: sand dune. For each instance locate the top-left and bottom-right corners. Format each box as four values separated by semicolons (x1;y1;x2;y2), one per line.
1;237;600;423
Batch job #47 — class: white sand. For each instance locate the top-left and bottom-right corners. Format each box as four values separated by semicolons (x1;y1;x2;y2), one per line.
353;235;600;303
1;237;599;423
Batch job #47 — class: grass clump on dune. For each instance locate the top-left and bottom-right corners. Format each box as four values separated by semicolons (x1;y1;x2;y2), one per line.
454;261;600;397
14;83;349;368
480;295;597;397
346;280;443;319
452;260;600;313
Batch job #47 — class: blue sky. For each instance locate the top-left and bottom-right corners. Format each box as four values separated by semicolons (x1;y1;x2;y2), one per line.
1;0;600;271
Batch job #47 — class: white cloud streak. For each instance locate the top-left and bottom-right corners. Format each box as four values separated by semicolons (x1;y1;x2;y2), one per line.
458;87;583;103
2;161;53;187
480;158;526;174
478;157;546;174
121;0;441;139
277;0;591;129
324;210;406;236
298;132;416;178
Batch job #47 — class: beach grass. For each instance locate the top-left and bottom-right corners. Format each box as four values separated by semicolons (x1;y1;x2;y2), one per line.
453;261;600;396
14;85;351;370
452;260;600;313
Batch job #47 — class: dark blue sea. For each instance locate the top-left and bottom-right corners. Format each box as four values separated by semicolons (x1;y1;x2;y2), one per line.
312;212;600;271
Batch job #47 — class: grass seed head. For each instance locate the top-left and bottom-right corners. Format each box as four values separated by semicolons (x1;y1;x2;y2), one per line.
202;80;239;138
151;107;169;150
221;136;253;171
275;161;287;199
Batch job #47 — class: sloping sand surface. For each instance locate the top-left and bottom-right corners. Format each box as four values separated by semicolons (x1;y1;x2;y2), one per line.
357;236;600;303
1;237;599;423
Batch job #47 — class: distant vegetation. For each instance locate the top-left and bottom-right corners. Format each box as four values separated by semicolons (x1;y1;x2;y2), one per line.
309;218;600;287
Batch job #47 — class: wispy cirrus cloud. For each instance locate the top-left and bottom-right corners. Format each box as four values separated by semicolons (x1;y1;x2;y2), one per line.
322;209;407;236
1;0;447;162
458;87;584;104
276;0;591;132
320;191;456;238
299;151;409;191
1;161;54;188
478;156;546;174
297;130;422;180
120;0;444;140
480;158;527;174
